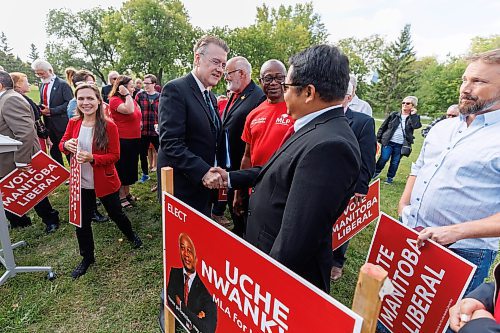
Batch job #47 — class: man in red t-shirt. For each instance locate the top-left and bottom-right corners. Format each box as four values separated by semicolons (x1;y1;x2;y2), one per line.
233;59;293;214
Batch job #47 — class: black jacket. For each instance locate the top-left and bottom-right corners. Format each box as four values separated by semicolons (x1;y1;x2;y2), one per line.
38;76;73;134
345;108;376;195
222;80;265;171
157;73;226;216
230;107;361;293
377;111;422;146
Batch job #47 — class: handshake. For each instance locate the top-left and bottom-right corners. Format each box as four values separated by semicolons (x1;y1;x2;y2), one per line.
202;167;229;189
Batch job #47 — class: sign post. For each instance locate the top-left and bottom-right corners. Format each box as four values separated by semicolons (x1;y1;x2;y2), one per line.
69;152;81;228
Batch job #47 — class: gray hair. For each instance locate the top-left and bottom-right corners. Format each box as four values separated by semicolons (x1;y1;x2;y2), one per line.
31;59;53;72
346;81;354;96
349;74;357;90
403;95;418;106
447;104;459;115
467;48;500;65
230;56;252;76
193;35;229;55
107;71;119;83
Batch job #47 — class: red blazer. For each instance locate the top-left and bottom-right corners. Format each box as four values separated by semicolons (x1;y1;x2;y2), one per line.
59;118;121;197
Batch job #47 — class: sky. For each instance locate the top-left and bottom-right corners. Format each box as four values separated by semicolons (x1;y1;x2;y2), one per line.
1;0;499;62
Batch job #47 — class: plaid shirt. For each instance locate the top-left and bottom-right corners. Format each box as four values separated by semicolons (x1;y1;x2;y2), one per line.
135;91;160;136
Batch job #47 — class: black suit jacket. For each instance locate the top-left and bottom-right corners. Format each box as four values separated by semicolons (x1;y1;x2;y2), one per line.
230;107;361;292
166;267;217;333
39;77;73;134
101;84;112;104
222;81;265;170
345;108;376;195
157;73;225;216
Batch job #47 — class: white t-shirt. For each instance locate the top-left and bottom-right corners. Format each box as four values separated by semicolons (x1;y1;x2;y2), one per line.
78;126;94;189
390;114;408;144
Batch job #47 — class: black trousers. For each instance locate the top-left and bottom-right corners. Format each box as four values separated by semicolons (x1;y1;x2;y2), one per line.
48;129;70;165
227;188;248;238
77;189;136;260
6;197;59;227
139;135;159;175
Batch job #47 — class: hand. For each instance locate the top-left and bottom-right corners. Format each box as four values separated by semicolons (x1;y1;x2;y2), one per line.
40;104;50;116
118;85;130;96
76;150;94;164
233;190;245;216
353;193;365;205
417;225;462;247
64;138;78;154
449;298;486;332
411;108;418;115
202;167;228;189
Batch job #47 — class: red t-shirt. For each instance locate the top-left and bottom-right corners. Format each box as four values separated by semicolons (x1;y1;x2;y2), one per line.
241;100;294;167
109;96;142;139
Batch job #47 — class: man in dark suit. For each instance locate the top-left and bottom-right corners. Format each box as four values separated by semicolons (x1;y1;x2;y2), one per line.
217;56;265;236
166;233;217;333
157;35;228;217
0;71;60;233
204;45;361;293
101;71;119;104
31;59;73;166
331;80;377;281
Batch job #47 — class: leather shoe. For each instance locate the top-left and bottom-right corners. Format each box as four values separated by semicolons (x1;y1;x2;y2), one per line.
130;234;143;248
71;258;95;279
91;210;109;223
45;223;59;234
330;266;343;282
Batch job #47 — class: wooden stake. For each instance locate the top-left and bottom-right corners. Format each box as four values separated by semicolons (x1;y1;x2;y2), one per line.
161;167;175;333
351;263;388;333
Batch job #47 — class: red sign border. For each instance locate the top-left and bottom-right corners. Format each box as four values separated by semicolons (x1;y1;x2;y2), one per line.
162;191;363;332
68;153;82;228
366;212;477;333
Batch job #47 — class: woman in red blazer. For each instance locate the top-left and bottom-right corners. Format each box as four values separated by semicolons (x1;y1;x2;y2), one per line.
59;83;142;279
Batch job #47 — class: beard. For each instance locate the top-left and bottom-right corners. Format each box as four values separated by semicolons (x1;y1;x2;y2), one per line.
459;93;500;116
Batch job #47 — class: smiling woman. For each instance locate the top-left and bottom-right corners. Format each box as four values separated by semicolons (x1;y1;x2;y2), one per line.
59;84;142;279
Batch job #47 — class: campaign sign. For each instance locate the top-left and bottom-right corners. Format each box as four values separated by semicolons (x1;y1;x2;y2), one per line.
218;188;227;202
332;179;380;250
69;153;81;228
0;151;69;216
366;213;476;333
163;192;363;333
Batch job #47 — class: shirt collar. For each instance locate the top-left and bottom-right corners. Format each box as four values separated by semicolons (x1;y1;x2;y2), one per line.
0;90;5;98
183;268;197;281
294;104;343;133
459;108;500;127
191;71;207;94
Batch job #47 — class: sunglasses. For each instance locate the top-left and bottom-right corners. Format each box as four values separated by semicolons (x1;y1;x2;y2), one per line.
402;102;413;105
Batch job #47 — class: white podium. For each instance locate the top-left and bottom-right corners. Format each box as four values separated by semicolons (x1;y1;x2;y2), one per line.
0;134;55;286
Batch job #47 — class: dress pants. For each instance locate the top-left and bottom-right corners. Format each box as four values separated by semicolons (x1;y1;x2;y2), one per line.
48;129;70;165
227;188;248;237
6;197;59;227
77;189;136;260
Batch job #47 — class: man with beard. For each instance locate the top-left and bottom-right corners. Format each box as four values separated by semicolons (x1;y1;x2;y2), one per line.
398;49;500;295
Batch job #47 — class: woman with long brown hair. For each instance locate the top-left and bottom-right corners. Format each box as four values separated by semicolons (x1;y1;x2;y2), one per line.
108;75;142;208
60;84;142;279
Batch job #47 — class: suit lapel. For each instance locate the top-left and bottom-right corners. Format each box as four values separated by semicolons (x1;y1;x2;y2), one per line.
187;73;219;130
256;107;344;179
222;81;256;125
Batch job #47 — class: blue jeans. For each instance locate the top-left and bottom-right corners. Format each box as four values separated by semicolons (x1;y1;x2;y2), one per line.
375;142;403;179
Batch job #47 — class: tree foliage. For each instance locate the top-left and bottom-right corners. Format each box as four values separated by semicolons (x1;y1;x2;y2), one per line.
369;24;416;115
28;43;40;63
469;35;500;54
0;32;36;83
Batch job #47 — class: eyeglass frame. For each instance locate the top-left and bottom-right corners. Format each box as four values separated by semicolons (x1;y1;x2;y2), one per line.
224;68;242;78
402;102;413;105
260;74;286;85
199;52;226;70
280;82;303;92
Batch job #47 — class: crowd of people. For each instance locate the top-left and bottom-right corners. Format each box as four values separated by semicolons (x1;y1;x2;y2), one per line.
1;37;499;332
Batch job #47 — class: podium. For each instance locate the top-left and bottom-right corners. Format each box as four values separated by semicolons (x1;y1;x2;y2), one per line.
0;135;55;286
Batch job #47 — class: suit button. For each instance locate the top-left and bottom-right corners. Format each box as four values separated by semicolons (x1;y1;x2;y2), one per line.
251;188;255;193
248;210;251;216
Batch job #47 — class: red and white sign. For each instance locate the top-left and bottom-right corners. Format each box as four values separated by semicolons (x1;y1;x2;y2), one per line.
0;151;69;216
218;188;227;202
332;179;380;250
366;213;476;333
163;192;362;333
69;152;81;228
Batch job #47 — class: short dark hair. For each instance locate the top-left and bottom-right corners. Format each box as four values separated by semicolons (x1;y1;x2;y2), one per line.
0;70;14;89
72;69;96;87
288;45;349;102
144;74;157;84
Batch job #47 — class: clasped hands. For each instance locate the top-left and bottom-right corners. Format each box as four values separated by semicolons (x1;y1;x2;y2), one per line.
64;138;94;164
449;297;492;332
202;167;228;189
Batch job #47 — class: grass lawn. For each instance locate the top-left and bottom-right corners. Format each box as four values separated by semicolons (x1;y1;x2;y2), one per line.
1;119;424;332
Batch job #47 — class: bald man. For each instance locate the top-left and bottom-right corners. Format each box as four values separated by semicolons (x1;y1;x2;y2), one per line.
214;56;265;236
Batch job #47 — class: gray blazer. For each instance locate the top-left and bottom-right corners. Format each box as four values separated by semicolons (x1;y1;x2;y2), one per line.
0;89;40;178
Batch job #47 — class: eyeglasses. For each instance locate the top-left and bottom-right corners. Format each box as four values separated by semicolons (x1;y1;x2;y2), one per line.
143;82;153;85
224;69;241;78
110;77;118;81
200;54;226;70
260;75;286;85
280;82;302;92
34;71;47;78
402;102;413;105
446;114;458;118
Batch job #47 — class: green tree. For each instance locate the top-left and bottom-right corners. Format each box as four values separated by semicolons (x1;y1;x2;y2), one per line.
46;7;119;82
106;0;195;84
469;35;500;54
336;34;387;98
0;32;13;54
370;24;416;115
28;43;40;63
